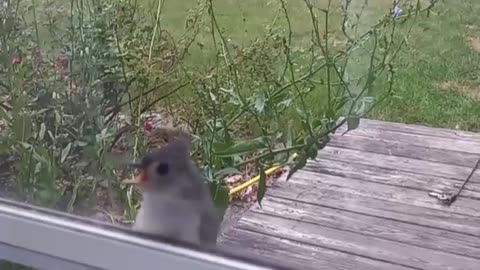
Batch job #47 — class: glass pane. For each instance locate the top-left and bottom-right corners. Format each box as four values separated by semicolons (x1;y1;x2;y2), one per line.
3;0;477;270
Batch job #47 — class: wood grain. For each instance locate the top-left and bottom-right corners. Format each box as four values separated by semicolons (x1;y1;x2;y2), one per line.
268;183;480;236
303;159;480;197
333;128;480;154
337;118;480;142
328;134;480;167
249;196;480;259
219;118;480;270
220;228;416;270
315;146;480;182
236;212;480;270
291;169;480;217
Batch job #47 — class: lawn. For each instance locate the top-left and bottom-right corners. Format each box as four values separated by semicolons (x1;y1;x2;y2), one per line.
366;0;480;131
136;0;480;131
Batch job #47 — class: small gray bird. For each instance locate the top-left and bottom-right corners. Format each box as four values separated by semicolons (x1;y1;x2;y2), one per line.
122;136;221;249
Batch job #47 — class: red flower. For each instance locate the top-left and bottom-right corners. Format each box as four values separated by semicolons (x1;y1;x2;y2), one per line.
11;56;22;65
144;121;153;132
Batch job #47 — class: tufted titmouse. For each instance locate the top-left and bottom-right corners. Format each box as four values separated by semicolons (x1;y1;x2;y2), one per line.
122;136;221;249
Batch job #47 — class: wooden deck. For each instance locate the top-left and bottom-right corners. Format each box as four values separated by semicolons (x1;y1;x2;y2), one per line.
219;119;480;270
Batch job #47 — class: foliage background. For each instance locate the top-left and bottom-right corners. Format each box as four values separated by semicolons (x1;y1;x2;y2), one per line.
0;0;450;221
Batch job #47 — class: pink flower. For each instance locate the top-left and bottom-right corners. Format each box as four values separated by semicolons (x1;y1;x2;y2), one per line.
11;56;22;65
144;121;153;132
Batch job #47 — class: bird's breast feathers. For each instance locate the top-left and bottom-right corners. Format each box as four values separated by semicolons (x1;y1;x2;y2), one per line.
133;193;204;244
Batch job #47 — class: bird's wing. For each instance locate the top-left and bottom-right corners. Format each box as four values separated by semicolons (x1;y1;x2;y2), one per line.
198;207;222;246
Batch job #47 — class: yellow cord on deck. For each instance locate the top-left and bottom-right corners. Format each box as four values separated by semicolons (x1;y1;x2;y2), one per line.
228;153;298;197
228;166;281;196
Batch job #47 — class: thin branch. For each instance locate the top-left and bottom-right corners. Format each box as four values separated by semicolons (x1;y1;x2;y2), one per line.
140;81;190;114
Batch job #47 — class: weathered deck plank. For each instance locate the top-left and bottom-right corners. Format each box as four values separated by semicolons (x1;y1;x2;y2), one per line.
316;146;479;182
338;118;480;142
303;159;480;198
221;228;416;270
333;128;480;154
250;197;480;259
270;184;480;237
291;170;480;217
236;213;480;270
329;134;480;167
220;118;480;270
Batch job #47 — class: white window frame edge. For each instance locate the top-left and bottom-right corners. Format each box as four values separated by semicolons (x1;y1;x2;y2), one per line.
0;199;279;270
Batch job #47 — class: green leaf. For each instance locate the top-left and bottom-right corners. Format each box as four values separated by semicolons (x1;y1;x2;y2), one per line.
31;108;50;116
76;140;88;147
33;149;49;165
316;135;330;150
257;162;267;206
60;143;72;163
211;141;233;153
55;111;62;125
277;98;293;109
272;152;290;164
0;106;11;122
254;93;266;113
12;113;32;141
47;130;55;141
287;153;307;181
209;91;217;102
286;125;294;147
208;182;230;217
326;107;336;119
38;123;46;141
12;94;27;116
34;162;42;174
20;142;33;149
0;142;10;155
214;138;268;157
35;186;61;208
335;95;351;111
344;116;360;135
307;143;318;160
214;167;241;180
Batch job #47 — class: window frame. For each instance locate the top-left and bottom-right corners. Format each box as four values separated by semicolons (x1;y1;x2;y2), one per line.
0;198;279;270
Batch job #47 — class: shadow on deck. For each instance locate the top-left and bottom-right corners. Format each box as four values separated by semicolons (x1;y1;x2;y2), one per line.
219;118;480;270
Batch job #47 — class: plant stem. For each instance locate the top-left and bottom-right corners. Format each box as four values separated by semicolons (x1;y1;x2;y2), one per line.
148;0;165;61
31;0;41;46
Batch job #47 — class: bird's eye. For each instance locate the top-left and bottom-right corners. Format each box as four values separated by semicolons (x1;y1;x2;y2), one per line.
156;163;169;175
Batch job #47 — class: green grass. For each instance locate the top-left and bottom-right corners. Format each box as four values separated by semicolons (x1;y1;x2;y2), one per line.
24;0;478;130
39;0;480;133
366;0;480;132
137;0;348;69
138;0;480;132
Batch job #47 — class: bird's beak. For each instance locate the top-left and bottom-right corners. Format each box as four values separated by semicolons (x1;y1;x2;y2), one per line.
121;173;143;185
122;161;147;185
